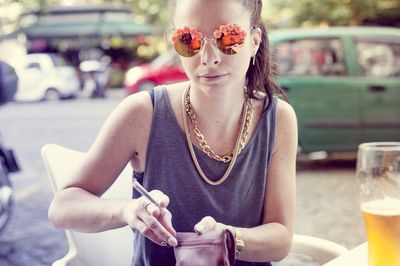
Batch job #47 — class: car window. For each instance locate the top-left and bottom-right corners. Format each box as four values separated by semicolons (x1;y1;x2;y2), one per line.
50;54;68;67
275;38;346;77
356;39;400;77
26;62;41;70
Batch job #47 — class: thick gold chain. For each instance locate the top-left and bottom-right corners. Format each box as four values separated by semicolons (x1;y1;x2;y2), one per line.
184;85;253;163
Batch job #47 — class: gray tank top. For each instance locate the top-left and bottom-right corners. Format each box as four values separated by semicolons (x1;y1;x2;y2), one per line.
132;85;277;266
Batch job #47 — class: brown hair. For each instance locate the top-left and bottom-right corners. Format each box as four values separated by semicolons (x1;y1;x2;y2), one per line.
240;0;285;109
171;0;285;109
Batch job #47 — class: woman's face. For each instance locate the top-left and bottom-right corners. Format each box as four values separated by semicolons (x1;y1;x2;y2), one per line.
173;0;260;92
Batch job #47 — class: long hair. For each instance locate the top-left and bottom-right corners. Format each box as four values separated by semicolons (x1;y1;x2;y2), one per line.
241;0;285;109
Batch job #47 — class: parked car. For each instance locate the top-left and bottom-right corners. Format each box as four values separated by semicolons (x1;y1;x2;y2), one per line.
15;53;80;102
271;27;400;153
124;50;188;94
124;27;400;154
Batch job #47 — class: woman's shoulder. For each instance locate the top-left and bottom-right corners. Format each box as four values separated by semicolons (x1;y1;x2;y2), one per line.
115;82;185;125
275;98;296;121
114;90;154;120
106;91;154;143
114;83;186;129
253;92;295;119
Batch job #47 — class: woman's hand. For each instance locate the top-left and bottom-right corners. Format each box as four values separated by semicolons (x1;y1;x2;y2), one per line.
122;190;177;247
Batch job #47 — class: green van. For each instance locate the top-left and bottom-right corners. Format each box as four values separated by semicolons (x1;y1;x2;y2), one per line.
270;27;400;154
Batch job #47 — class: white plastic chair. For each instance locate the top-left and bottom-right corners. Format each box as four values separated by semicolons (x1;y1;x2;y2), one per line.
42;144;348;266
290;234;348;265
41;144;134;266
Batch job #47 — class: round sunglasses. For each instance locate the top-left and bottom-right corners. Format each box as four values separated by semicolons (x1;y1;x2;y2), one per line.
170;24;254;58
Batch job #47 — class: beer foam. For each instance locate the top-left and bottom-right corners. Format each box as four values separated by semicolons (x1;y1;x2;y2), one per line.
361;198;400;216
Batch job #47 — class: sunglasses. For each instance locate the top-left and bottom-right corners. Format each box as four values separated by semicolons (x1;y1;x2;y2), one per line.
170;24;253;58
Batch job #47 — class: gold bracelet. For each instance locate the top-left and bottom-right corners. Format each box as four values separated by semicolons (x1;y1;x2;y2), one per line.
233;227;244;256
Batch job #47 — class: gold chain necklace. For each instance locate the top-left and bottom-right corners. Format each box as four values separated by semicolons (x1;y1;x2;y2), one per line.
184;84;253;163
182;82;253;186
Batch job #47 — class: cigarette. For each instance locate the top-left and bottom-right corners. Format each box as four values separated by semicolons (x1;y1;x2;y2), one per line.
133;181;162;209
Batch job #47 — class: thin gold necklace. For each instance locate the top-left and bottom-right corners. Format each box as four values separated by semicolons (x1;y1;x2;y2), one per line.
182;82;252;186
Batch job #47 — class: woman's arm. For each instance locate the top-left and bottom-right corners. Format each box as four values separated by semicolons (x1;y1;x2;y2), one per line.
48;92;177;245
195;99;298;262
239;99;297;261
48;92;149;230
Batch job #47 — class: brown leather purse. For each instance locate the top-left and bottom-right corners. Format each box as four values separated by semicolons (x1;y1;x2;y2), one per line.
174;228;236;266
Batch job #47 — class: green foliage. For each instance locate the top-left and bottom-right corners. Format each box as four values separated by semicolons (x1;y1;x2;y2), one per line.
115;0;170;27
3;0;170;27
271;0;400;27
8;0;62;13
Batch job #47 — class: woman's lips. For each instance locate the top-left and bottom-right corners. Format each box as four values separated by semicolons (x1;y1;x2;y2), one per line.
198;73;228;82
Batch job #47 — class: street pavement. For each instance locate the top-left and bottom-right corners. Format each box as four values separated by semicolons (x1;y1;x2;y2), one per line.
0;89;365;266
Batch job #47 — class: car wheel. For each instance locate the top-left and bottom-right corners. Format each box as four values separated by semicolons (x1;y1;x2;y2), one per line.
137;81;157;92
44;88;61;101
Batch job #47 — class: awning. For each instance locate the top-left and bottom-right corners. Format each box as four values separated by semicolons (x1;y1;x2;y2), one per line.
5;20;158;39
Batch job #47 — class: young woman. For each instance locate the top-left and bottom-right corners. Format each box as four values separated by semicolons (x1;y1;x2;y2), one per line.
48;0;298;265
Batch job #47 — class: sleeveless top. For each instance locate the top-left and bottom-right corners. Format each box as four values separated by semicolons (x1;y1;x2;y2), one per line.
131;85;277;266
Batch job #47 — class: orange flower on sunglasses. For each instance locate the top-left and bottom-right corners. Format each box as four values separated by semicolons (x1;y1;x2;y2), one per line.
171;27;204;44
213;23;247;40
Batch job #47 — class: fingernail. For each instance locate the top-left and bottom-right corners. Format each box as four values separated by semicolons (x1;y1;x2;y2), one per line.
195;224;205;233
168;237;178;247
160;241;168;246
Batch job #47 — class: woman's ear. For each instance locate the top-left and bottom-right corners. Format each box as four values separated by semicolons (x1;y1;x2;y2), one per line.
252;27;262;54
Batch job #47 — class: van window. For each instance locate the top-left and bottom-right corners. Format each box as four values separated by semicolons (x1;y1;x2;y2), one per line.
356;40;400;77
50;54;67;67
275;38;346;77
27;62;41;70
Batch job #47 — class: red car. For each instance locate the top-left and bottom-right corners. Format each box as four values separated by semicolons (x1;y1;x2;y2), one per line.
124;50;188;94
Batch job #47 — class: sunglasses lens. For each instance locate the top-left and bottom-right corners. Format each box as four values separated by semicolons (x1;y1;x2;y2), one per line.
173;33;201;57
217;34;244;55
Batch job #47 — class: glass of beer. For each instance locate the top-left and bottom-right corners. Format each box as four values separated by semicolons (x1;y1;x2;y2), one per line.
357;142;400;266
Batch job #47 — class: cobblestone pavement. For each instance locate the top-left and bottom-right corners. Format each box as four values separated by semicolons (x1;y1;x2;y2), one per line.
0;89;365;266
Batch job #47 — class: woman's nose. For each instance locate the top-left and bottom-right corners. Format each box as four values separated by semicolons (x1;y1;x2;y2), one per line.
200;39;221;66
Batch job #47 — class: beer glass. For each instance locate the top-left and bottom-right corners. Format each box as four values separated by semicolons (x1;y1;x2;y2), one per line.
357;142;400;266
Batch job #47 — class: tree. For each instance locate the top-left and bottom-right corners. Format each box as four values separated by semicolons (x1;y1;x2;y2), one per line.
121;0;170;28
269;0;400;27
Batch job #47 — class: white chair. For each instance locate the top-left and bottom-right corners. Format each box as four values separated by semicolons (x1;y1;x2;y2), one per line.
42;144;348;266
41;144;134;266
290;234;348;265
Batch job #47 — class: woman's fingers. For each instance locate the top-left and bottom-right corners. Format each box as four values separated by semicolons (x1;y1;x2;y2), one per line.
194;216;217;234
145;199;164;217
136;207;178;246
149;190;170;209
132;191;177;247
134;218;175;246
144;190;176;235
157;208;177;236
145;204;176;235
122;189;177;247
